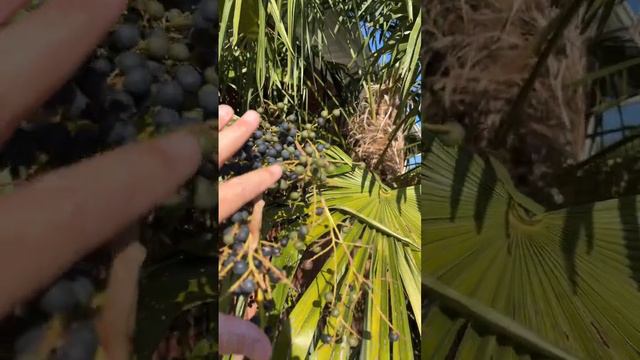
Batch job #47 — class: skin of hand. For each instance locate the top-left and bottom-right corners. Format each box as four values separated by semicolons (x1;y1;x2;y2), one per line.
0;2;281;359
218;105;281;360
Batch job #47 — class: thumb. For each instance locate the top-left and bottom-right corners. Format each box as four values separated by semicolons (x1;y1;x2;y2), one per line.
218;313;272;360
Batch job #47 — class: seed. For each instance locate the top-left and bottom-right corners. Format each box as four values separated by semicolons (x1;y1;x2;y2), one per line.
289;192;301;200
332;109;341;117
39;280;77;315
145;1;165;19
112;24;140;50
147;35;169;59
323;291;334;302
348;335;359;347
123;67;152;96
231;212;244;224
320;334;332;344
223;231;234;245
176;65;203;92
262;246;273;257
115;52;143;75
330;308;340;317
153;108;181;129
155;81;184;109
198;84;217;115
268;269;280;283
389;331;400;342
71;277;95;305
166;9;183;22
321;110;329;118
169;42;190;61
294;240;306;251
233;260;248;275
240;278;256;294
235;225;250;242
254;259;263;270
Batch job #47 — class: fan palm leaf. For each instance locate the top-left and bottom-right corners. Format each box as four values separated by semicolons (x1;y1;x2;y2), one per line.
267;146;420;359
422;137;640;359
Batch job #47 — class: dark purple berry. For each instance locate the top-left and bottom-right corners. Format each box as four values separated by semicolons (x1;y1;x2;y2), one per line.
233;260;248;275
155;81;184;109
176;65;203;92
112;24;141;50
123;67;152;95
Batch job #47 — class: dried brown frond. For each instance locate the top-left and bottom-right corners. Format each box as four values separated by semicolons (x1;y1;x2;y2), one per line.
423;0;590;199
346;83;406;181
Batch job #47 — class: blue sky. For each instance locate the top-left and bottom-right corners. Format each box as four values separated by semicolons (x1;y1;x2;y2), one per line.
597;1;640;150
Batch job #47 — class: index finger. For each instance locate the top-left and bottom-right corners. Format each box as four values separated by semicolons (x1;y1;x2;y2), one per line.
0;131;201;316
0;0;128;145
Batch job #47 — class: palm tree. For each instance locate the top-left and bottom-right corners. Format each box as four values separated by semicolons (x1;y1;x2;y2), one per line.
218;0;422;358
423;0;640;358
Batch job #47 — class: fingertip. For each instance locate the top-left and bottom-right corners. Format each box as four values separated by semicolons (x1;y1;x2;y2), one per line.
267;164;283;180
220;104;234;119
242;110;261;127
155;131;202;173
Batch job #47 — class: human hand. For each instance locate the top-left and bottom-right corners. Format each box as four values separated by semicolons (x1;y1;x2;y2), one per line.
218;105;283;221
0;0;204;317
217;105;281;360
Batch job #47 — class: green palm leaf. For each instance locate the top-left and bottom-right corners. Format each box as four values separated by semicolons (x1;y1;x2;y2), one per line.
271;147;420;359
423;137;640;359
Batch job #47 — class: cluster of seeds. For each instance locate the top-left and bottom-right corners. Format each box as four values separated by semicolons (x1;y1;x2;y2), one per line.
219;103;341;300
218;99;404;345
2;0;217;357
14;276;99;359
217;101;403;348
1;0;216;176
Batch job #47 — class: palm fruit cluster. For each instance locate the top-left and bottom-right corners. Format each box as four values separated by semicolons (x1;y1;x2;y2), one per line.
219;101;340;302
1;1;217;358
219;101;405;347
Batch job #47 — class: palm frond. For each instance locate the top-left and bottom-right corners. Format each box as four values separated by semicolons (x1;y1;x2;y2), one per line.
423;137;640;359
270;146;420;359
